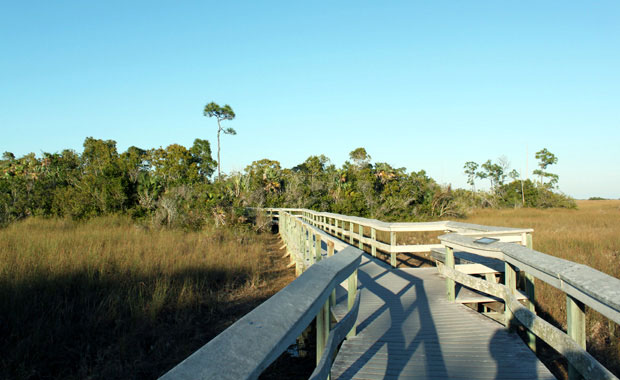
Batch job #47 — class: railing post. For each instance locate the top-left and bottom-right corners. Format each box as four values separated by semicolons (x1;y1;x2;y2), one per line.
347;269;358;338
505;262;517;329
349;222;354;244
328;241;336;307
371;228;377;257
358;224;364;251
524;232;536;352
316;299;329;366
295;219;303;276
304;225;310;262
567;295;586;380
299;221;305;264
390;230;397;267
445;246;455;301
315;234;322;262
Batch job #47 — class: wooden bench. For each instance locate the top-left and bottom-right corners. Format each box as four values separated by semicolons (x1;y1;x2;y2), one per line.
431;248;527;321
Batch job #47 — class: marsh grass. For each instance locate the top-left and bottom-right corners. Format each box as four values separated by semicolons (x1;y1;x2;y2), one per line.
0;216;294;379
462;200;620;377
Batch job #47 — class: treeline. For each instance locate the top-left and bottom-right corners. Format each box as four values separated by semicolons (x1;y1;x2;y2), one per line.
0;139;574;228
462;149;576;209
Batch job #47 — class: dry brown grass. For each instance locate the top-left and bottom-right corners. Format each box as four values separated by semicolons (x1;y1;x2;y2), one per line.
0;216;295;379
461;200;620;377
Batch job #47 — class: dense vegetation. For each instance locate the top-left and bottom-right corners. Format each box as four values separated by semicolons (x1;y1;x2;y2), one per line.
0;138;575;228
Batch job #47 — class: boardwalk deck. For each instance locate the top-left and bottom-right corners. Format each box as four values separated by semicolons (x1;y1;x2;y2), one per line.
331;256;555;380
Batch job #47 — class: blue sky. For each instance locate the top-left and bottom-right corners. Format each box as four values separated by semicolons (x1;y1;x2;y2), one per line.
1;1;619;199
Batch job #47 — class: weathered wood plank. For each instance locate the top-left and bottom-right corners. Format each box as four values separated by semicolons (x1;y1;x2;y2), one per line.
332;264;554;380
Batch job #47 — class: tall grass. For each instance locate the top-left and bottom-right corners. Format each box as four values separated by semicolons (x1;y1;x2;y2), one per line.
462;200;620;377
0;216;294;379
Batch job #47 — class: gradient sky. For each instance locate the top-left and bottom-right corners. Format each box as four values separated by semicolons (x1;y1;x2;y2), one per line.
1;1;619;199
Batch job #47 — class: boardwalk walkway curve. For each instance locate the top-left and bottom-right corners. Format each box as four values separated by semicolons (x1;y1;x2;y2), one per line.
160;208;620;380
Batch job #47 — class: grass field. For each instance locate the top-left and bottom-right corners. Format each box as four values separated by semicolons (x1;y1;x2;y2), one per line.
0;216;295;379
462;200;620;377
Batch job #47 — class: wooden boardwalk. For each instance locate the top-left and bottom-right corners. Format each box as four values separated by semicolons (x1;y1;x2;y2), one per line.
331;256;555;380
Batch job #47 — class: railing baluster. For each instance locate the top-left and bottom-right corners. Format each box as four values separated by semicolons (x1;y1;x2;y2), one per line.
390;230;397;267
567;295;586;380
349;222;354;244
524;232;536;351
358;224;364;251
347;269;358;338
505;262;517;329
328;241;336;307
371;227;377;257
445;246;455;301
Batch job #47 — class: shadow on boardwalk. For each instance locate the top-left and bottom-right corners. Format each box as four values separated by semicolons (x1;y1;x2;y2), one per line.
331;256;555;380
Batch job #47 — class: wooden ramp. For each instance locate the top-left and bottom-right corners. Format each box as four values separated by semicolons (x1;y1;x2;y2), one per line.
331;256;555;380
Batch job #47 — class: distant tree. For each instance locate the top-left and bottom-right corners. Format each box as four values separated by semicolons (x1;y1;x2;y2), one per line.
463;161;479;191
203;102;236;180
480;159;504;191
349;147;371;167
508;169;520;181
533;148;559;188
189;138;217;179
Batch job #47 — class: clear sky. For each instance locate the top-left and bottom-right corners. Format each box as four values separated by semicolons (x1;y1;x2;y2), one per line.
1;1;619;199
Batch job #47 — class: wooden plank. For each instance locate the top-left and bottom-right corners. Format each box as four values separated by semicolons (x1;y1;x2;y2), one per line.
371;227;376;257
331;264;554;380
446;247;455;301
567;295;586;380
455;263;502;275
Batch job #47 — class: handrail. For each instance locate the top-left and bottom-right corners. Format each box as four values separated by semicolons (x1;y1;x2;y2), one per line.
440;234;620;323
438;234;620;380
265;208;531;267
160;210;362;380
163;207;619;380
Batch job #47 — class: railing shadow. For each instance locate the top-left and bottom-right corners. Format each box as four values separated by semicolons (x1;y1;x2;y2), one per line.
334;258;449;379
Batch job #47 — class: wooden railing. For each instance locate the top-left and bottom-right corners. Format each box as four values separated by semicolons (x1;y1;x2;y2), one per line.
162;208;620;380
160;210;362;380
437;234;620;380
266;208;532;266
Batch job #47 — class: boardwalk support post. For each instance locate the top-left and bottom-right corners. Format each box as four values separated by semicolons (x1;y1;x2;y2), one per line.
445;246;455;301
349;222;354;244
328;241;336;307
316;299;330;366
371;228;377;257
358;224;364;251
567;294;586;380
524;233;537;352
390;230;397;267
347;269;358;338
505;262;517;329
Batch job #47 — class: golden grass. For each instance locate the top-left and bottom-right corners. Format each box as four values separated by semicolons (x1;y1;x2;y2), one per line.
461;200;620;377
0;216;295;379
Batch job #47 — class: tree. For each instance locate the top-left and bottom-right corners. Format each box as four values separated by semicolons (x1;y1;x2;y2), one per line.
480;159;504;191
203;102;236;180
533;148;559;188
189;138;217;179
463;161;479;191
349;147;371;167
